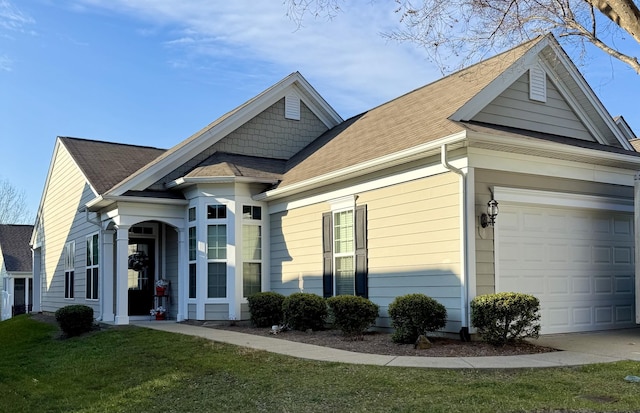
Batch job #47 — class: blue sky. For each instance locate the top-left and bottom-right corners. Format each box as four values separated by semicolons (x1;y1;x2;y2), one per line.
2;1;640;217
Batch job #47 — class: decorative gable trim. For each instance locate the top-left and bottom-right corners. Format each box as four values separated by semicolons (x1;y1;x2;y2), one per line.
529;64;547;102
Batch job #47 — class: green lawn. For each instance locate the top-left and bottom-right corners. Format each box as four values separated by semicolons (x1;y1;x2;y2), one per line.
1;315;639;413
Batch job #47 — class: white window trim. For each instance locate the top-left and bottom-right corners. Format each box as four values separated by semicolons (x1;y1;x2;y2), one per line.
332;207;356;296
241;204;263;298
205;202;229;300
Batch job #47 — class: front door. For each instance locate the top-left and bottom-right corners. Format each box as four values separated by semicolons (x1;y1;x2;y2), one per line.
127;238;155;316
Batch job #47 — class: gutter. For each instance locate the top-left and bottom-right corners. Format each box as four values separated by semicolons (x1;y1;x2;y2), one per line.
256;132;468;202
440;143;471;341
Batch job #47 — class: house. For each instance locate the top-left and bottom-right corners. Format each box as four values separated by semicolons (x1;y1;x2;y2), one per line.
31;34;640;335
1;224;34;320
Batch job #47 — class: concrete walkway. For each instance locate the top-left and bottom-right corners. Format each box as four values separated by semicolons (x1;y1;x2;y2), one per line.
132;321;640;369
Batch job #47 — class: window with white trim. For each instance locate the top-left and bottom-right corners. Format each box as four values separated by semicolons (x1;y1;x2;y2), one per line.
207;204;227;298
188;225;197;299
86;233;99;300
322;204;368;298
242;205;262;297
64;241;75;299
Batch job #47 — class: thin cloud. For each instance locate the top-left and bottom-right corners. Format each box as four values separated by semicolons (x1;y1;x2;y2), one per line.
0;0;35;34
0;54;12;71
70;1;439;116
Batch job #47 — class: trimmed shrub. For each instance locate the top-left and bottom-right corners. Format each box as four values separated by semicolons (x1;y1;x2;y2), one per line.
54;305;94;337
326;295;379;339
247;292;285;327
282;293;327;331
471;292;541;346
388;294;447;344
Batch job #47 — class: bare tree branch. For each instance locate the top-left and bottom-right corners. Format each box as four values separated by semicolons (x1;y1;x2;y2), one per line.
0;178;33;224
284;0;640;73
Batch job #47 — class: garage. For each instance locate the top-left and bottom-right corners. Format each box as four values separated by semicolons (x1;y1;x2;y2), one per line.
495;189;635;334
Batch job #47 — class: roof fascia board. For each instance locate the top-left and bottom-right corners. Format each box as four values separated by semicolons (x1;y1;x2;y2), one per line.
467;129;640;168
86;194;188;212
450;37;551;122
166;176;280;189
108;73;342;197
256;131;468;201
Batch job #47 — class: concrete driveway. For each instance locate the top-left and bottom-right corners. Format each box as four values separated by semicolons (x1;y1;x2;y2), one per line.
534;327;640;361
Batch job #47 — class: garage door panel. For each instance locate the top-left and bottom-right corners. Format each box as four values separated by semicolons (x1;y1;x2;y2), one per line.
497;203;635;334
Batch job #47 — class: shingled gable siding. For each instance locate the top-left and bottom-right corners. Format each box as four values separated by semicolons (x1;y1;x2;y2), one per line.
147;99;328;191
269;203;326;296
35;144;102;316
357;173;462;332
472;72;593;142
473;168;634;296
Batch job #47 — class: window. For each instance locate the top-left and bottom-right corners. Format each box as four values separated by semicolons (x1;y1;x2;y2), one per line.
242;224;262;297
86;233;99;300
322;205;367;298
242;205;262;220
188;226;196;298
188;206;196;222
207;204;227;298
207;204;227;219
333;210;355;295
64;241;75;299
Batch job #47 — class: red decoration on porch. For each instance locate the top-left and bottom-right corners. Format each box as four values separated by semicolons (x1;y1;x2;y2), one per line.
155;313;166;320
156;286;167;296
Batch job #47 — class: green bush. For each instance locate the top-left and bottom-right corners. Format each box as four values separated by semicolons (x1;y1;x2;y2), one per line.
471;292;541;346
54;305;95;337
326;295;379;339
282;293;327;331
388;294;447;344
247;292;285;327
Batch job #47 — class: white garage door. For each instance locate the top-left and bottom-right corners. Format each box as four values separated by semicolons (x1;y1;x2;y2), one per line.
496;201;635;334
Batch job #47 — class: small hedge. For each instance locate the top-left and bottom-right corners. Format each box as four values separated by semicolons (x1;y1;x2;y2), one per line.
54;305;94;337
388;294;447;344
471;292;541;346
326;295;379;339
282;293;327;331
247;292;285;327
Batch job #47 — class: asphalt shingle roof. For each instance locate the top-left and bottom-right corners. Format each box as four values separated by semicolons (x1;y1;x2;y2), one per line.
0;225;34;273
186;152;286;181
60;137;166;195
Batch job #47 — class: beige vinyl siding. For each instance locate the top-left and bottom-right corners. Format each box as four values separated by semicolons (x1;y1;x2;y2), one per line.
270;203;326;296
34;143;100;316
240;303;250;321
204;303;229;320
474;168;634;295
358;172;462;332
472;73;594;141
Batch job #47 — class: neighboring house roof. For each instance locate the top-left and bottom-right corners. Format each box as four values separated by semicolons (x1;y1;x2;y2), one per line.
60;137;166;195
0;225;34;273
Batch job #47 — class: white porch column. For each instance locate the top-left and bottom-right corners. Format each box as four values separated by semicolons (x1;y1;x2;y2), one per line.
635;172;640;324
101;230;115;322
115;226;130;325
176;228;187;322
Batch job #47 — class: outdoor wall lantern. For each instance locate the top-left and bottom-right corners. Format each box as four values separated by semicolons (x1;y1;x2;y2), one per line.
480;190;499;228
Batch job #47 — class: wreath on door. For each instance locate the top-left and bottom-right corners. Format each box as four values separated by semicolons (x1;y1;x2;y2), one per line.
128;251;149;272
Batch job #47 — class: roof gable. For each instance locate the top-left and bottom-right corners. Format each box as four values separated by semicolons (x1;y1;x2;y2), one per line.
451;35;632;150
107;72;342;197
0;225;34;273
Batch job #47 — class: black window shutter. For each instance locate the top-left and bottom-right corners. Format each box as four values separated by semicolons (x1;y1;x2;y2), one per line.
322;212;333;298
354;205;368;298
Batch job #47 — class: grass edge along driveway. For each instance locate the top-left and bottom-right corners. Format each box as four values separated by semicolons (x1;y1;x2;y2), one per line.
1;315;639;413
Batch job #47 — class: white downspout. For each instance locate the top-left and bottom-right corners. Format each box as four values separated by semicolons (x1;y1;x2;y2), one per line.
441;144;470;339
